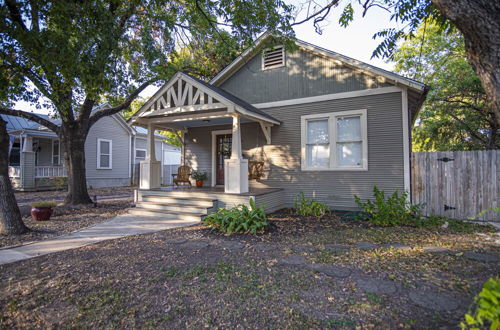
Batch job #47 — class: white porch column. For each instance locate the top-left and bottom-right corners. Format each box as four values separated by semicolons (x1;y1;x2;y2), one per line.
224;115;249;193
20;135;36;189
140;123;161;190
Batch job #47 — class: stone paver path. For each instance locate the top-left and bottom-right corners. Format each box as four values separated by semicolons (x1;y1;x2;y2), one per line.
355;242;380;250
423;246;454;254
463;251;499;262
0;214;199;265
409;290;460;311
356;277;398;295
308;264;352;278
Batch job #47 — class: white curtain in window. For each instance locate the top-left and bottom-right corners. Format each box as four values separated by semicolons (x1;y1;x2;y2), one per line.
337;116;361;141
306;119;329;167
307;119;329;143
307;145;330;167
336;142;362;166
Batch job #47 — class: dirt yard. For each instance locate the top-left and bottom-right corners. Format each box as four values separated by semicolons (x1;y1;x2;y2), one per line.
0;211;498;329
0;200;133;248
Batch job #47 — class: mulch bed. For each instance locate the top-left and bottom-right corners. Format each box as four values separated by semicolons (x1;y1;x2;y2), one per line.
0;209;498;329
14;186;134;204
0;200;133;248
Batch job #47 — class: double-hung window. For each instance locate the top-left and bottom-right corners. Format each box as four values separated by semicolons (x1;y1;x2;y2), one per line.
135;148;146;163
97;139;112;169
301;109;367;170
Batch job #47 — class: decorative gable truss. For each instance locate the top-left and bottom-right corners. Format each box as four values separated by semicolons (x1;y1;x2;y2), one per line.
139;76;227;117
133;72;279;144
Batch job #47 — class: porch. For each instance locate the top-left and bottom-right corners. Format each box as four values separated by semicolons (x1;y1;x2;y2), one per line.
132;187;285;218
8;133;66;191
130;71;280;195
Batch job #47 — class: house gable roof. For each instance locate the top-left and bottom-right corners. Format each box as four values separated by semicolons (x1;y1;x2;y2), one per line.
210;32;426;93
131;71;280;125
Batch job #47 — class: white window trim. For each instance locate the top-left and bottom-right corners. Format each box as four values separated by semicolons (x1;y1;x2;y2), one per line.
97;138;113;170
261;45;285;70
51;139;60;166
135;148;147;163
301;109;368;171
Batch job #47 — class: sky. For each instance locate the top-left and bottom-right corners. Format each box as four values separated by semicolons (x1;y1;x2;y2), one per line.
17;1;399;114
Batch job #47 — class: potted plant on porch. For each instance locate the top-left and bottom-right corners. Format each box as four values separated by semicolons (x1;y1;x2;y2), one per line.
191;171;208;188
31;201;58;221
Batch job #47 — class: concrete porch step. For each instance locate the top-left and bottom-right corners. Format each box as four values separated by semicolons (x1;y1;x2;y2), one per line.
128;208;205;221
140;195;216;207
136;201;214;214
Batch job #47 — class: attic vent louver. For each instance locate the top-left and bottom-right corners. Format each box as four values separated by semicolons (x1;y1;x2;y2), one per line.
262;46;285;70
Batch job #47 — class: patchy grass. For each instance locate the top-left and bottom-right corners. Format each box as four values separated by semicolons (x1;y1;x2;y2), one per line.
0;209;498;328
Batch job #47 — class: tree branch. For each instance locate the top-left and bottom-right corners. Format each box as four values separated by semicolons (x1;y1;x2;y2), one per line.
447;112;487;144
88;79;157;127
291;0;339;30
0;107;60;133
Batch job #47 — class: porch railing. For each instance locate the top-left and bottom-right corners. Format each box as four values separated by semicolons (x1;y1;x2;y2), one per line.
35;166;67;178
8;166;20;178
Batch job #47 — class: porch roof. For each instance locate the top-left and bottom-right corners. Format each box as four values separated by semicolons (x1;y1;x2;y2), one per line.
129;71;280;130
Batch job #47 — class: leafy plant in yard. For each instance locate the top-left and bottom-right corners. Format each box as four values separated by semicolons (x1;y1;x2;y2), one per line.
294;192;330;218
202;199;268;235
354;186;422;226
469;207;500;220
31;201;58;209
461;277;500;330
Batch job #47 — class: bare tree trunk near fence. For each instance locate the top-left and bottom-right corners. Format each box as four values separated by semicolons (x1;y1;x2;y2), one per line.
412;150;499;221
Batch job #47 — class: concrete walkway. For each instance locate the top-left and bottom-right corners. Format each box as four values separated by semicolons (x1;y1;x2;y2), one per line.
0;214;199;265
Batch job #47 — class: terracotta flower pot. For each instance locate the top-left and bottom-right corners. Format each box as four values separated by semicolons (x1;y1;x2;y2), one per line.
195;180;204;188
31;207;53;221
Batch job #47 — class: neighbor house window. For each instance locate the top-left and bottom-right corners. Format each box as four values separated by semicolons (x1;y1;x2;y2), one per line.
52;140;60;165
301;109;367;171
97;139;112;169
135;148;146;163
262;45;285;70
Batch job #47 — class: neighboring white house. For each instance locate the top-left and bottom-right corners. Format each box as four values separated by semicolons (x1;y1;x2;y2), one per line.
3;104;180;191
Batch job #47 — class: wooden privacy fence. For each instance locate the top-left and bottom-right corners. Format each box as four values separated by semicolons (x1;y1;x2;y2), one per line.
412;150;499;221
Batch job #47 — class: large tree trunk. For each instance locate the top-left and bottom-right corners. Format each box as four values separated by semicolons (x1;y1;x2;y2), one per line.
432;0;500;128
0;119;28;235
62;128;93;205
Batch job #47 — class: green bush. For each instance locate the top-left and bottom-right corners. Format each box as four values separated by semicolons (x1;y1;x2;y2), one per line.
461;278;500;330
191;171;208;181
294;192;330;218
31;201;58;208
202;199;268;235
354;186;421;226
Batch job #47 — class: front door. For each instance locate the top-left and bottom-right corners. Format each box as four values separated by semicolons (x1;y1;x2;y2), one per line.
216;134;232;185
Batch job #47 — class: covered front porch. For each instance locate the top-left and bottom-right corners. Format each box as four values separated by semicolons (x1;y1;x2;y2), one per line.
130;71;280;195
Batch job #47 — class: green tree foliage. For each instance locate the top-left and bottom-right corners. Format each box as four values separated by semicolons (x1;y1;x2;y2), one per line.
393;23;499;151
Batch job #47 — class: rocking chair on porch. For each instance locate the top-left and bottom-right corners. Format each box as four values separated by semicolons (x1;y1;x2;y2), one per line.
172;165;192;186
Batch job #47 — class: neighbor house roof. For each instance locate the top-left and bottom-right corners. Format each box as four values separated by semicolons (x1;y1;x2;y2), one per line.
2;107;169;143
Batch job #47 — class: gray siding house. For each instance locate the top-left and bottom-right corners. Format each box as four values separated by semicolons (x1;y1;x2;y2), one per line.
129;33;427;217
5;104;180;191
